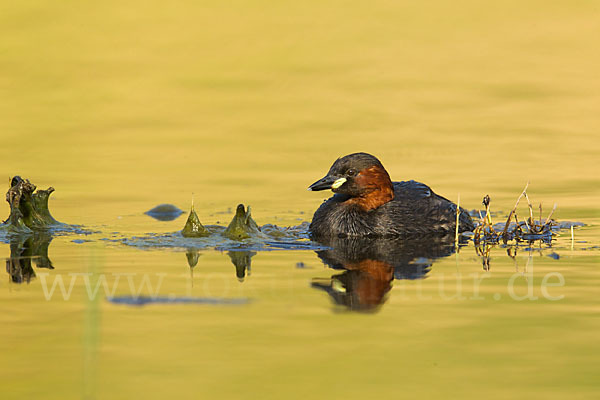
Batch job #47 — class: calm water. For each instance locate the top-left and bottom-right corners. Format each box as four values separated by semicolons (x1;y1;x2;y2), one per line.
1;1;599;399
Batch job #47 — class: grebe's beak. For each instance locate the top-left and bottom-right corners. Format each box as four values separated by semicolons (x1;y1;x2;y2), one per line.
308;175;346;191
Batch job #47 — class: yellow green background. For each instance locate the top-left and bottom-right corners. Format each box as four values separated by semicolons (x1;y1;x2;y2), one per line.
1;1;599;399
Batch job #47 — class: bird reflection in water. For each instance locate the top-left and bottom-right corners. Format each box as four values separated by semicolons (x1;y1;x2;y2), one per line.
311;235;458;312
5;232;54;284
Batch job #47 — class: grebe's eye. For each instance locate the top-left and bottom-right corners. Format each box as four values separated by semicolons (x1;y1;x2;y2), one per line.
346;168;357;177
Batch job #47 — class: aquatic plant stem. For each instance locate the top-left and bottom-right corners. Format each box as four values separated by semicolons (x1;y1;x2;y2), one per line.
502;182;529;238
455;194;460;247
83;246;102;400
524;191;534;227
544;203;557;226
571;225;574;251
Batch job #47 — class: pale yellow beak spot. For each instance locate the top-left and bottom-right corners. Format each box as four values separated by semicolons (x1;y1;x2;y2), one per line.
332;177;347;189
332;279;346;293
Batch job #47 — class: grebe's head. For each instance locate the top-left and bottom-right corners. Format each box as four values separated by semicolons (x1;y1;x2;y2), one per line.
308;153;393;198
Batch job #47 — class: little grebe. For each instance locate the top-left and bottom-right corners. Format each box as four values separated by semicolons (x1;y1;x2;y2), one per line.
308;152;474;238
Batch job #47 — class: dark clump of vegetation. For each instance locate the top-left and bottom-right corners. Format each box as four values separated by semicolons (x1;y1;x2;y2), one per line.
1;176;62;234
473;183;557;245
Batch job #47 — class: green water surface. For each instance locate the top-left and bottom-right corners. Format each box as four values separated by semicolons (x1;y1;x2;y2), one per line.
1;1;599;399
